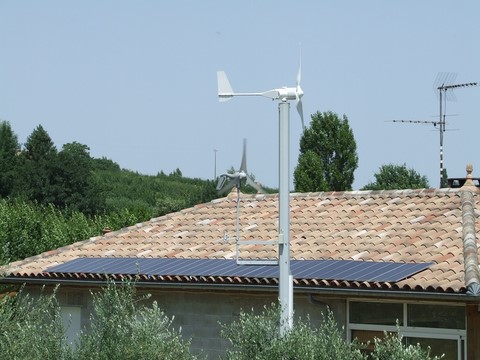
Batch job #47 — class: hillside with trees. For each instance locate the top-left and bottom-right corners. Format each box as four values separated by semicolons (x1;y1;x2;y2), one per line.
0;118;431;265
0;121;221;264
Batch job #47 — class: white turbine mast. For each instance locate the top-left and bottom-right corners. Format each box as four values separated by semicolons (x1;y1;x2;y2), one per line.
217;57;305;336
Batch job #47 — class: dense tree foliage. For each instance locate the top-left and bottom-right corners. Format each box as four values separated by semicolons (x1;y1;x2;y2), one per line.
294;111;358;192
0;199;145;264
0;286;69;359
16;125;58;204
0;121;20;197
362;163;429;190
0;124;218;218
53;142;105;215
0;283;196;360
441;168;448;189
221;303;442;360
93;162;217;218
0;123;219;264
75;281;196;360
0;288;442;359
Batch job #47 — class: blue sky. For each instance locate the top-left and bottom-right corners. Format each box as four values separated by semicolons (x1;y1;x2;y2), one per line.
1;1;479;190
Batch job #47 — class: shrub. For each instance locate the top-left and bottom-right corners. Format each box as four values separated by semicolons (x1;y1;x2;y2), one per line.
221;303;443;360
73;280;196;360
221;303;364;360
371;329;444;360
221;304;281;360
0;286;71;360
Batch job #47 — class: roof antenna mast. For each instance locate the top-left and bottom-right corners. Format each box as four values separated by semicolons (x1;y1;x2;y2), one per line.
391;74;478;188
434;73;478;187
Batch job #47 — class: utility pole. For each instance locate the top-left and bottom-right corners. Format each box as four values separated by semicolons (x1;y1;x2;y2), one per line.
213;149;218;180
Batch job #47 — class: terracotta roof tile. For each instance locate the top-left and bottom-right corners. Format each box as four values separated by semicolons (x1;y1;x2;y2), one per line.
2;188;480;295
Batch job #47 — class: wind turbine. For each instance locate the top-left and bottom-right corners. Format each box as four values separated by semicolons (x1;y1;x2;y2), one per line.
216;139;264;195
217;60;305;336
217;61;305;129
217;139;271;266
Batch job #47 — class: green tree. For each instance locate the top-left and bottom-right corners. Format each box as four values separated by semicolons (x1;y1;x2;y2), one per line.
0;286;71;360
362;163;429;190
54;142;105;214
0;121;20;197
221;303;442;360
441;168;448;188
372;329;443;360
221;304;365;360
17;125;58;204
292;150;328;192
294;111;358;192
74;281;196;360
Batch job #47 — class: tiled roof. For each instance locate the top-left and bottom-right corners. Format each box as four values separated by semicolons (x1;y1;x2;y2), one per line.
3;187;480;296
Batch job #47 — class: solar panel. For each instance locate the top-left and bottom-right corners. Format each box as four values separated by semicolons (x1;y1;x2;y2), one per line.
45;258;431;283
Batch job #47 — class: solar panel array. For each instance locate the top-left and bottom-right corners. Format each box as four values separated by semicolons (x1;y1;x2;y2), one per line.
45;258;431;283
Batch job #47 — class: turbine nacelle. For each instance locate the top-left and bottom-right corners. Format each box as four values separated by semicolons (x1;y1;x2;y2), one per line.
217;62;305;130
215;139;264;195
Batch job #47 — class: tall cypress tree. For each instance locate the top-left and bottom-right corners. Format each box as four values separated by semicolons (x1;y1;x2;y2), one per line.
19;125;58;204
294;111;358;192
0;121;20;197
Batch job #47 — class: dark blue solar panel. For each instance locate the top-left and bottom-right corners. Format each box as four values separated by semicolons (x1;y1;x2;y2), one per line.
45;258;431;283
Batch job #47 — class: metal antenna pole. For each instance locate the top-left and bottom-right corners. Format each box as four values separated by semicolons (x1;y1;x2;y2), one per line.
439;89;444;187
278;100;293;336
437;81;478;187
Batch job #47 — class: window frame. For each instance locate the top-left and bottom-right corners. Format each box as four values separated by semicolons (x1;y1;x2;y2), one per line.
347;300;466;359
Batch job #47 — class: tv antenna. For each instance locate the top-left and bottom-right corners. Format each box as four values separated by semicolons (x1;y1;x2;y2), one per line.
433;73;478;186
217;56;304;336
390;118;457;187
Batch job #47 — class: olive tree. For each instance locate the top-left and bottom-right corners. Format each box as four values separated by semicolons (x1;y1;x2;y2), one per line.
221;303;443;359
74;280;196;360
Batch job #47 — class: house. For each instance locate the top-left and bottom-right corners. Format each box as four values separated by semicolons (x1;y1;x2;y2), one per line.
2;166;480;359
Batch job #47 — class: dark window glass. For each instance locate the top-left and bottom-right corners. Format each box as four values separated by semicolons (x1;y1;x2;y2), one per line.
407;304;465;329
350;302;403;325
406;337;459;360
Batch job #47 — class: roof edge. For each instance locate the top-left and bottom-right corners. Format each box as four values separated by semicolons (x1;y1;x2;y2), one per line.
461;189;480;293
1;277;473;302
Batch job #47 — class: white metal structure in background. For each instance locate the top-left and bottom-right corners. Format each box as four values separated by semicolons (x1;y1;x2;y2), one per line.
217;62;304;336
215;139;276;266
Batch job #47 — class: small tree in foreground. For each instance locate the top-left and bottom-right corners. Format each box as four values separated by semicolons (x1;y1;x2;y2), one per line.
220;304;364;360
0;281;196;360
74;280;196;360
221;303;443;360
0;286;71;360
372;329;443;360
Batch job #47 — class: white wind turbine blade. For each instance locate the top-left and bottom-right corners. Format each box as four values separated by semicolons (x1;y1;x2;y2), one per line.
246;175;265;194
240;139;247;173
295;56;305;130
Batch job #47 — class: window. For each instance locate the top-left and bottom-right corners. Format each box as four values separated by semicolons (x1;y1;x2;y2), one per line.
350;301;403;325
348;301;466;360
61;306;81;347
